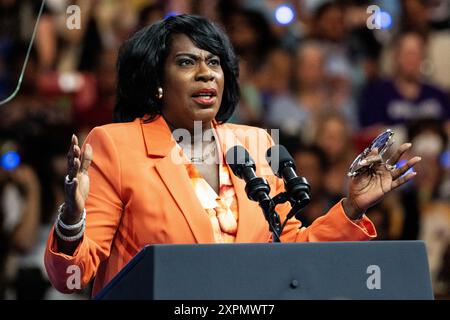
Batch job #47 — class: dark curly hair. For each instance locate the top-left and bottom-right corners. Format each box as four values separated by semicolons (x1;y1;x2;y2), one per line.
114;14;240;123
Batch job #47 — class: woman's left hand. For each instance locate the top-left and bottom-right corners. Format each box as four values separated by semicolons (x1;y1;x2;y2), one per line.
343;143;421;219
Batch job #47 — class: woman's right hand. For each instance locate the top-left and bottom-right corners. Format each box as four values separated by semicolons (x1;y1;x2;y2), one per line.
62;134;93;224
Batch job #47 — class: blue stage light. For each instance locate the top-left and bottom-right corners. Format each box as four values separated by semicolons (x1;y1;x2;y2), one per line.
440;150;450;168
275;5;295;25
1;151;21;171
377;10;392;29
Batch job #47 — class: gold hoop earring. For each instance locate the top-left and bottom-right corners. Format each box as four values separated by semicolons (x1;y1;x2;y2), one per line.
156;87;163;100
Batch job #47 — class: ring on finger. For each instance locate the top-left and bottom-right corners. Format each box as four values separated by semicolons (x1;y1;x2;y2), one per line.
65;174;75;184
385;163;396;171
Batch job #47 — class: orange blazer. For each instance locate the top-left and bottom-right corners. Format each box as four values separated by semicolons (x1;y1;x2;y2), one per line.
45;116;376;296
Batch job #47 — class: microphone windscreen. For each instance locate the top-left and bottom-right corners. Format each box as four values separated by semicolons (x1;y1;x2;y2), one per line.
225;146;255;178
266;145;296;177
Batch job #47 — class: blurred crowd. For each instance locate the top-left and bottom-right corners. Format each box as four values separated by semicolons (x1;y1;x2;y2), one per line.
0;0;449;299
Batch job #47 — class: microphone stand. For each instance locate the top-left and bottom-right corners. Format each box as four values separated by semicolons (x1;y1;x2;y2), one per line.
246;178;282;242
244;179;311;242
271;192;310;235
258;196;282;243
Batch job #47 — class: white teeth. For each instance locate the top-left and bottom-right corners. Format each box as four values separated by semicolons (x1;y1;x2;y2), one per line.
195;94;214;97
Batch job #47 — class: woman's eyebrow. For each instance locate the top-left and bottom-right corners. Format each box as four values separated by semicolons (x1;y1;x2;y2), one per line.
175;52;217;60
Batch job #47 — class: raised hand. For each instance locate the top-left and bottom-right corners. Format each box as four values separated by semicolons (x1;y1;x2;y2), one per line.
344;143;421;219
63;134;93;224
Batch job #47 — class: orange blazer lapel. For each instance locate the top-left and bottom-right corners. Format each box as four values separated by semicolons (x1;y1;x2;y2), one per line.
214;123;270;242
140;116;215;243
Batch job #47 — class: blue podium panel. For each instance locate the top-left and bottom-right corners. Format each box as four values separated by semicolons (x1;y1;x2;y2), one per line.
95;241;433;300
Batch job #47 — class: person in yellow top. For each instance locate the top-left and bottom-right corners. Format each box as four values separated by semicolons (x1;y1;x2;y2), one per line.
44;14;421;296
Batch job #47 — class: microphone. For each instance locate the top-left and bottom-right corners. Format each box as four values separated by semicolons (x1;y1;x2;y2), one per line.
266;145;310;208
225;146;271;204
226;145;282;242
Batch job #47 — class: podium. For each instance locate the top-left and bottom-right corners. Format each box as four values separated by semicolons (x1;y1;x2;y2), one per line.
95;241;433;300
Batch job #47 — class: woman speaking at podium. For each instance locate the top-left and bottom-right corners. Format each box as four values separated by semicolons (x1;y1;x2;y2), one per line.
44;15;421;296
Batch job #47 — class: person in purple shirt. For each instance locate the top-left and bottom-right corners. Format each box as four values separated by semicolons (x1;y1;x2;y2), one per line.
359;32;450;129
